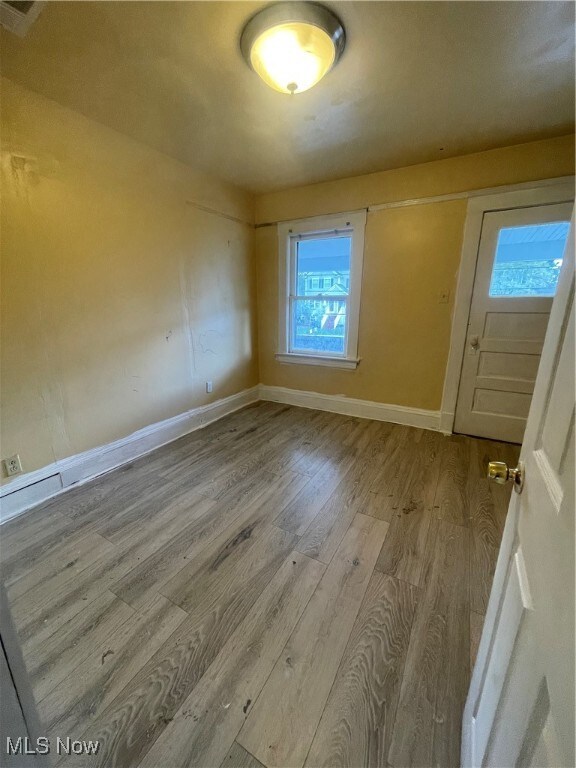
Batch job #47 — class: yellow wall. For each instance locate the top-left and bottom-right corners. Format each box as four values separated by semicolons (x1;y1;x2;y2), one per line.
2;75;574;483
256;135;575;223
1;78;258;482
255;135;575;409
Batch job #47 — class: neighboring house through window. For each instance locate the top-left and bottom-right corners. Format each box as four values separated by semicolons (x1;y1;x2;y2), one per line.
276;211;366;369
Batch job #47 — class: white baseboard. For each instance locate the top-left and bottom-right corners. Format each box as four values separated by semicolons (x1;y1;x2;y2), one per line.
461;715;473;768
439;410;455;436
258;385;441;431
0;386;259;524
1;383;443;525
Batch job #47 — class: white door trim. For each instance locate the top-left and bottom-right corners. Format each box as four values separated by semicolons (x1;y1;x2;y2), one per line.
439;181;575;435
367;174;575;213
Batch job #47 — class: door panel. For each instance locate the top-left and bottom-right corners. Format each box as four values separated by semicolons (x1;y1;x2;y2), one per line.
454;203;572;443
462;214;574;768
483;310;549;341
472;388;532;418
471;547;531;766
477;351;540;381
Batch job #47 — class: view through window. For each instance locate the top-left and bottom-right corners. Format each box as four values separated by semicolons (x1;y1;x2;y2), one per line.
489;221;570;297
291;235;351;355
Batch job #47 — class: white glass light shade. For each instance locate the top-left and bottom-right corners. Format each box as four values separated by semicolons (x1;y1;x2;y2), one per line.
250;22;335;94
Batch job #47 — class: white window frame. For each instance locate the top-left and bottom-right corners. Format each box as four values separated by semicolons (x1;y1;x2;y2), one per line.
276;210;366;370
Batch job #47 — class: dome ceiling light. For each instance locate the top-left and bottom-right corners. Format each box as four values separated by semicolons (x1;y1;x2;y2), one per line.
240;2;346;95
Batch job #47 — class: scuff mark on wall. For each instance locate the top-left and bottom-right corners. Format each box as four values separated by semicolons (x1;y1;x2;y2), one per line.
37;299;73;464
198;331;220;355
178;257;198;377
1;150;34;202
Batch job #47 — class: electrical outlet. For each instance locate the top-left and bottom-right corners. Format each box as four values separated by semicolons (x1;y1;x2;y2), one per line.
206;381;213;394
3;454;23;477
438;289;450;304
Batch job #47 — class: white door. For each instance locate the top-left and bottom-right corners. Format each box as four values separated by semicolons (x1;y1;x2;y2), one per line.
0;583;48;766
454;203;572;443
461;215;574;767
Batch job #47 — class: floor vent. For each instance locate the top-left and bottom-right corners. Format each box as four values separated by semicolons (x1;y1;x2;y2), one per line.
0;0;44;37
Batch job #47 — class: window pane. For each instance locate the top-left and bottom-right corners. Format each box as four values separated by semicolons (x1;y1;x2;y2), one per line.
296;236;351;297
489;222;570;297
291;298;347;355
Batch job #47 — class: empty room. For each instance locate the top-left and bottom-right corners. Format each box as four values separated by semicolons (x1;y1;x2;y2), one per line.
0;2;574;767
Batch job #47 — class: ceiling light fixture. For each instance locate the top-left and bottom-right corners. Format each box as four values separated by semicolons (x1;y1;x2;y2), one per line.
240;2;345;95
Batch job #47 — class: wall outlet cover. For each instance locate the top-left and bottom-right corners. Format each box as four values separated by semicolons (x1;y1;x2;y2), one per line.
3;454;23;477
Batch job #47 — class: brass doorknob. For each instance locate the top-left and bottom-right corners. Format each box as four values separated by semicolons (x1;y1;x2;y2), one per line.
488;460;524;493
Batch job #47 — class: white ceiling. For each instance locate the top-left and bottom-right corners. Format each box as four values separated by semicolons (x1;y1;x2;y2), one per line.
1;1;574;193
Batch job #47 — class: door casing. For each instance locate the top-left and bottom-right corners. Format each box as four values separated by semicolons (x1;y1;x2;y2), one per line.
440;180;574;436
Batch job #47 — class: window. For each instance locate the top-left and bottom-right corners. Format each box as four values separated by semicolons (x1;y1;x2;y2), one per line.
277;211;366;368
489;221;570;298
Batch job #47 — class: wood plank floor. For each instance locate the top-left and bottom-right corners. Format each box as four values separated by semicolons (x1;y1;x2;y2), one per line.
0;402;519;768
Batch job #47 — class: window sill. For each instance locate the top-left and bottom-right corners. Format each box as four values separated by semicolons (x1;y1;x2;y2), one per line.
275;353;360;370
